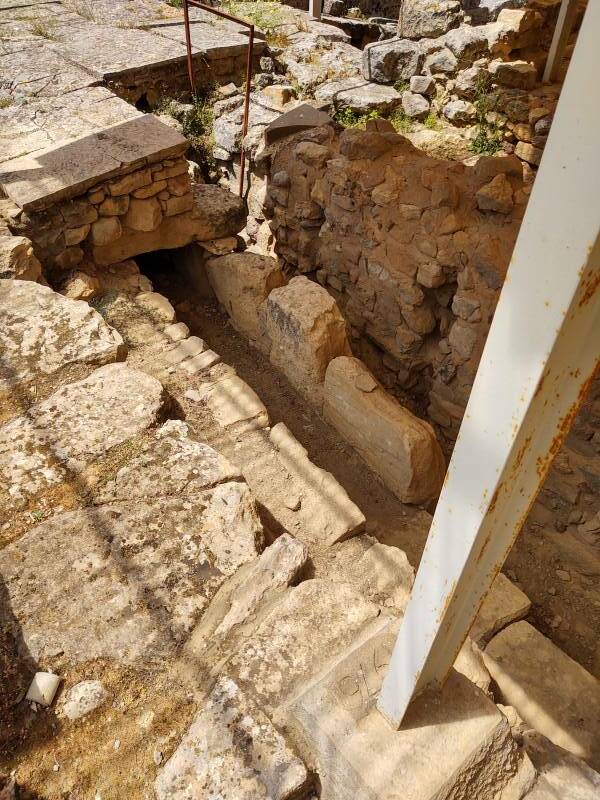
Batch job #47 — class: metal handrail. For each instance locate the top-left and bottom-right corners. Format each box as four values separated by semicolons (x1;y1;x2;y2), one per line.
182;0;255;197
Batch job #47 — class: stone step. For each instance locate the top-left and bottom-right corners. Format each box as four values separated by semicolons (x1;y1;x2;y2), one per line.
283;620;521;800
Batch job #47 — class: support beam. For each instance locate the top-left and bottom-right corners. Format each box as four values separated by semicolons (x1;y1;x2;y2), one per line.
308;0;321;20
543;0;579;83
378;1;600;729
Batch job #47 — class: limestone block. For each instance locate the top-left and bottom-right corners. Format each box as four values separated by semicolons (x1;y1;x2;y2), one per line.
315;77;402;114
98;195;130;216
0;235;41;282
200;375;270;432
484;621;600;770
162;336;206;366
476;173;514;213
0;481;262;663
443;99;477;124
64;224;91;246
470;573;531;645
214;533;309;639
264;276;351;405
361;38;422;84
515;141;543;166
323;357;446;504
424;47;458;74
0;280;124;416
402;91;430;120
94;420;241;504
97;260;153;295
286;621;518;800
123;196;163;232
108;168;152;196
166;173;190;197
164;192;194;217
0;364;165;508
90;215;122;246
60;270;102;300
525;732;600;800
134;291;176;323
399;0;463;39
205;252;286;345
269;422;366;547
54;246;84;270
155;677;308;800
229;579;380;710
132;179;167;199
489;59;536;90
409;75;435;95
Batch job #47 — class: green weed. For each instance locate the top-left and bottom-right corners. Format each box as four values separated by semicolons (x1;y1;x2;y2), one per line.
389;107;413;133
469;72;502;155
424;110;442;130
334;107;380;128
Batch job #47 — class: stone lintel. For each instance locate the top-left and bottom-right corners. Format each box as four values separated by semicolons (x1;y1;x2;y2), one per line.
0;115;188;212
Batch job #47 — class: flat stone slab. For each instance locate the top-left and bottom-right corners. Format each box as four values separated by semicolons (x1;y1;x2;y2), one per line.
0;280;125;417
469;572;531;645
0;363;165;510
229;579;380;712
147;21;266;58
0;86;141;165
0;481;263;663
286;621;518;800
155;677;309;800
94;419;242;503
0;44;97;101
483;621;600;771
525;731;600;800
0;113;186;211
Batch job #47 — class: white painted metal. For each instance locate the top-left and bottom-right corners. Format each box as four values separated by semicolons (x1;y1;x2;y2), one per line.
543;0;579;83
378;1;600;729
308;0;322;20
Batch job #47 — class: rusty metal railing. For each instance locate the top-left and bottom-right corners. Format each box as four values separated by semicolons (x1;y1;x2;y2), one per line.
182;0;254;197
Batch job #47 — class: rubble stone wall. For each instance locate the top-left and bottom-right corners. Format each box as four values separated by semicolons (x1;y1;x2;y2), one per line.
259;123;526;439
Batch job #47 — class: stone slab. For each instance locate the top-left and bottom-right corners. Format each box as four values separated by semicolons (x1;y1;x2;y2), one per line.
147;21;266;58
0;114;187;211
155;677;309;800
49;19;190;80
94;420;242;504
200;375;270;431
0;363;165;510
0;44;97;100
0;279;124;417
524;731;600;800
0;86;140;165
469;572;531;646
314;76;402;113
264;103;333;146
286;621;518;800
0;481;263;663
229;579;380;712
484;621;600;770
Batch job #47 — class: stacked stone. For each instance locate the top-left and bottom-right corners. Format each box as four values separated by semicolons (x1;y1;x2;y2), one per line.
361;4;560;168
10;155;194;274
262;123;526;441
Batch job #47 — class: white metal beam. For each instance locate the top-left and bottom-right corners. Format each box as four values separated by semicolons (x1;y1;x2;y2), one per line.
543;0;579;83
378;1;600;729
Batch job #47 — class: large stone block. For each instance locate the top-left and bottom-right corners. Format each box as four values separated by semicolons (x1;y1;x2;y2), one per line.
0;280;124;420
324;357;446;504
155;677;309;800
0;363;165;509
205;252;286;345
263;276;351;405
362;38;422;84
483;622;600;770
398;0;463;39
285;620;519;800
0;235;41;282
470;572;531;645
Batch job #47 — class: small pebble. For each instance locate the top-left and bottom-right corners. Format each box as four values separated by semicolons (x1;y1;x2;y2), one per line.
548;586;556;595
114;739;121;751
53;764;60;772
153;750;163;766
555;569;571;582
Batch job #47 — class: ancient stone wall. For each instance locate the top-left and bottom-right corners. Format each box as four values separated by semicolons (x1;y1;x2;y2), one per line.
256;122;526;440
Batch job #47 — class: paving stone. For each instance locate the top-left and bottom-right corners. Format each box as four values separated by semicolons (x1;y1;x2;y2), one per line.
180;349;221;374
0;87;141;168
484;621;600;770
270;423;365;548
0;481;263;662
200;375;270;431
0;44;96;101
0;363;165;509
155;677;308;800
469;572;531;645
229;579;380;711
162;336;207;366
95;420;242;504
286;620;519;800
0;280;124;417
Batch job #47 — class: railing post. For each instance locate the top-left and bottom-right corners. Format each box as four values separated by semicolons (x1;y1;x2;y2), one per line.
309;0;322;21
543;0;579;83
377;1;600;729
